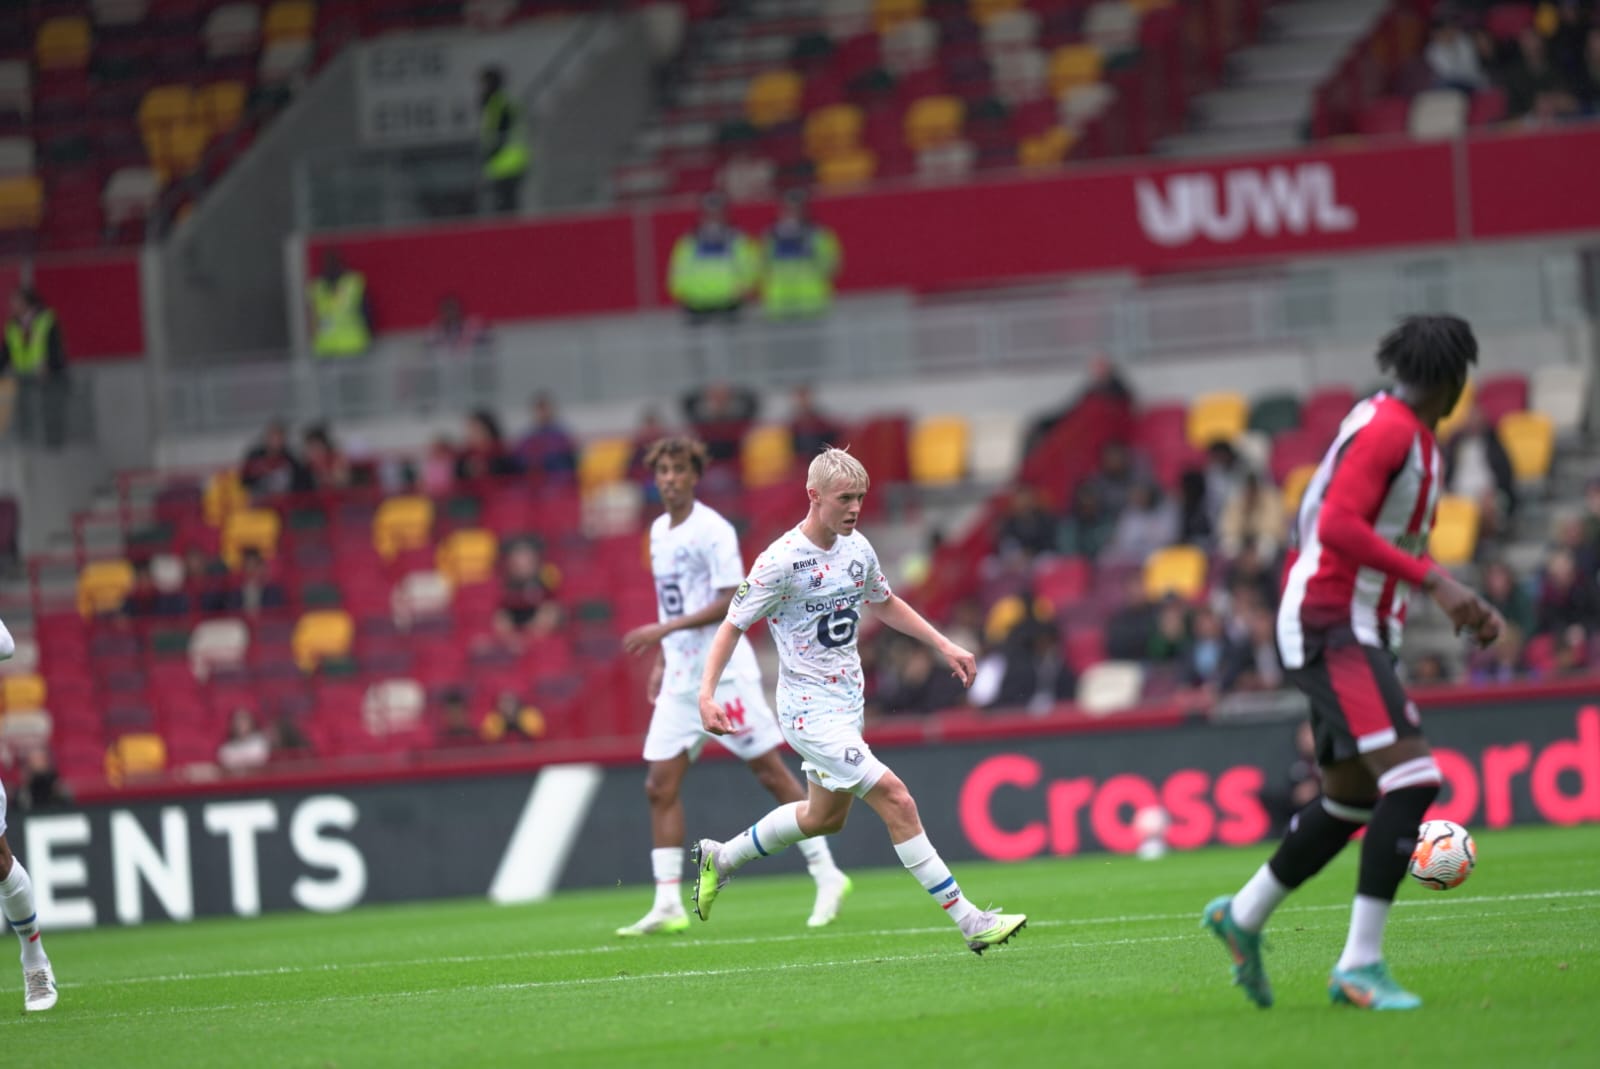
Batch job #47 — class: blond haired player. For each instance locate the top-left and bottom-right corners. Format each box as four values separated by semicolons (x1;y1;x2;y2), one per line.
689;448;1026;953
616;437;849;936
0;616;56;1011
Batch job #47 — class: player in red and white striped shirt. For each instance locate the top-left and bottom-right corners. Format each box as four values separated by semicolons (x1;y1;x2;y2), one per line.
1204;316;1504;1011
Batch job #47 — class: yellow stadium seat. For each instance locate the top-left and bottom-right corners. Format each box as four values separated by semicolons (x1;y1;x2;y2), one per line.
1049;43;1103;96
264;0;317;42
373;495;435;559
1;673;46;712
905;95;964;150
0;176;43;230
1435;377;1475;440
222;507;282;567
1018;126;1076;169
742;425;795;489
817;147;877;188
196;81;248;136
1497;410;1554;481
984;593;1055;645
150;118;210;179
204;469;247;526
874;0;924;33
969;0;1022;24
138;84;195;130
1127;0;1173;11
746;70;803;128
804;104;864;161
579;437;633;495
293;609;355;672
910;416;970;485
1282;463;1317;518
78;559;135;617
1428;495;1481;567
36;17;92;71
1186;391;1249;450
106;733;167;784
436;528;499;585
1143;544;1208;601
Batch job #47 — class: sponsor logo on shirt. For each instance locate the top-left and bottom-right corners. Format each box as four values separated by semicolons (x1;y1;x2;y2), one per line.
733;581;750;603
792;558;819;571
848;560;865;581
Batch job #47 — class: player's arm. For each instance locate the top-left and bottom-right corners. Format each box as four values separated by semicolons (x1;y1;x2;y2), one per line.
875;595;976;687
700;552;787;735
622;588;738;655
697;621;744;736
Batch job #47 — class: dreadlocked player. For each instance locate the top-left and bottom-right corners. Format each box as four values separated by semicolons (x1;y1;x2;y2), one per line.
1203;315;1503;1011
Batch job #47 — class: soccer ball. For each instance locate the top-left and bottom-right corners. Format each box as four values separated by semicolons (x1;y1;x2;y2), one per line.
1408;819;1476;890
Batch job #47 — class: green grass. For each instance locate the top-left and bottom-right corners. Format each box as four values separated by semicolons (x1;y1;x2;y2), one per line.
5;824;1598;1068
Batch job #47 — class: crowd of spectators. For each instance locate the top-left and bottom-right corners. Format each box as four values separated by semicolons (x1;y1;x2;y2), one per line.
1425;1;1600;123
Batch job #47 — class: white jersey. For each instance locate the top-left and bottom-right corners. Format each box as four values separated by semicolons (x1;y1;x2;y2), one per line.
651;501;761;696
726;524;893;721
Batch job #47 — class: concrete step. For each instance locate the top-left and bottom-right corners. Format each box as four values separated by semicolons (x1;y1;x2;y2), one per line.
1155;126;1307;158
1227;39;1348;85
1191;85;1315;127
1265;0;1387;41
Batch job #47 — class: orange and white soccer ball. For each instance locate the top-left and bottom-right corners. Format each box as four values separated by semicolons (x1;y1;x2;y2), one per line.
1409;819;1477;890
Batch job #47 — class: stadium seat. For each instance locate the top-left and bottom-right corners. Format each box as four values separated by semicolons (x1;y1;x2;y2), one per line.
260;38;315;84
984;593;1052;645
0;61;29;118
362;678;426;736
742;425;796;488
1185;392;1248;449
1436;377;1475;440
204;3;263;60
0;138;34;177
1018;126;1075;168
746;70;804;127
189;617;249;679
1058;81;1117;128
1281;463;1317;518
804;104;865;160
78;559;136;617
36;17;93;71
881;18;937;73
917;139;976;182
1408;89;1466;140
1248;393;1302;436
982;8;1037;51
103;166;161;228
1428;495;1480;567
373;496;434;559
909;416;969;485
197;81;248;136
1142;545;1207;601
579;437;634;496
1048;44;1103;96
817;147;877;187
0;710;51;753
1077;660;1144;715
1497;410;1554;482
1529;364;1589;437
874;0;924;34
223;507;282;567
436;529;498;586
1084;2;1140;54
0;635;39;676
970;0;1022;25
1;673;46;712
1475;374;1528;426
264;0;317;42
106;733;167;782
91;0;151;28
905;95;964;152
204;469;247;526
293;610;355;672
1034;556;1091;606
393;570;452;628
0;177;43;230
1301;386;1357;438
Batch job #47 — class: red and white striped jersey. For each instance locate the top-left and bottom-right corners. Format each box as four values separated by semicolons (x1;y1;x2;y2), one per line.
1277;392;1442;669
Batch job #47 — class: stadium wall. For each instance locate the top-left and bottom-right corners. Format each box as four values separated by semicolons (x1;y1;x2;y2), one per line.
9;689;1597;930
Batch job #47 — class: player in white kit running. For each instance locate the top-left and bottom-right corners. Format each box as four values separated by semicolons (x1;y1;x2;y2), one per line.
616;437;849;936
0;615;57;1011
689;448;1026;954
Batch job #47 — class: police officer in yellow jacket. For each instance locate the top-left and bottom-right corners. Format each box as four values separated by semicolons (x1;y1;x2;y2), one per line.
308;249;372;360
480;67;530;215
761;189;841;319
2;286;69;447
668;193;759;324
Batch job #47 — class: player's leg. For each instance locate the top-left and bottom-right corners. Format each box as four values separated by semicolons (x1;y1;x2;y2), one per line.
742;749;852;926
1;832;56;1012
620;702;702;936
692;779;848;921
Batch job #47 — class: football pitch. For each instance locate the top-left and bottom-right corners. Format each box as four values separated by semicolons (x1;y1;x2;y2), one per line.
6;824;1596;1068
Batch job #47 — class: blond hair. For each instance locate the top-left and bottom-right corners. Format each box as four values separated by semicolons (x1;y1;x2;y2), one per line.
806;446;869;492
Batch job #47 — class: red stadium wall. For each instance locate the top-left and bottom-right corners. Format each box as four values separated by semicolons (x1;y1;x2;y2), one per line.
307;124;1600;330
0;253;144;361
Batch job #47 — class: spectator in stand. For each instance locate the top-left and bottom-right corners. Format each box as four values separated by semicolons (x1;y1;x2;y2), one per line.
1223;538;1279;613
1553;511;1600;579
124;558;190;618
514;392;578;479
186;547;232;613
995;485;1058;562
1535;547;1599;634
2;285;70;448
240;420;310;496
1183;606;1230;692
457;409;520;481
1426;15;1491;92
1470;622;1526;684
307;248;372;360
14;747;70;812
301;424;352;491
667;193;759;324
426;294;491;358
789;384;844;459
434;689;483;747
217;708;272;773
1145;598;1189;664
268;714;311;760
1084;441;1142;519
1443;406;1517;537
1217;470;1284;561
1407;653;1452;687
1481;558;1536;636
1574;25;1600;112
1102;481;1180;567
1503;26;1580;122
987;623;1075;715
1551;622;1593;675
1580;476;1600;558
1177;470;1214;547
682;380;759;466
880;640;969;716
1219;604;1284;693
481;690;546;741
1021;354;1134;458
1057;481;1116;560
221;548;288;619
420;436;458;496
1549;0;1593;86
1202;441;1243;531
493;539;562;642
628;407;670;491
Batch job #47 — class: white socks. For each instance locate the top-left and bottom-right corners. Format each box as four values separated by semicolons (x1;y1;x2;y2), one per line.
651;848;684;913
719;802;807;872
795;836;841;881
0;861;47;969
1230;864;1290;933
1336;895;1391;971
894;832;980;928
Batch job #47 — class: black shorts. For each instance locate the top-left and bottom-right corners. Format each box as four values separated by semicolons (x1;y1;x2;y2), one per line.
1286;627;1422;766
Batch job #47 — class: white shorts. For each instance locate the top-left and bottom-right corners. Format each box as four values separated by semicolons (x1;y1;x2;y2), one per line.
782;710;888;798
0;781;7;838
642;678;784;764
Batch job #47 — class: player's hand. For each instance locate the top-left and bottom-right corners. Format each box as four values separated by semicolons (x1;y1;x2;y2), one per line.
646;662;664;704
1472;606;1505;649
623;623;670;656
699;694;733;736
1425;570;1490;635
940;641;977;688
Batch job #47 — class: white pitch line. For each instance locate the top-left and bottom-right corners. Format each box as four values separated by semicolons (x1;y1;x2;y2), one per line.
47;888;1599;994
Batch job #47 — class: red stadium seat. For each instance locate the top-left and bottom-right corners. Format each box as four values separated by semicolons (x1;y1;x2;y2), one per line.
1476;373;1528;427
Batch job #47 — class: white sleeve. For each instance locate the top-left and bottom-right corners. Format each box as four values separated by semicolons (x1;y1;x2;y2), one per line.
864;546;893;605
707;519;747;591
726;550;789;632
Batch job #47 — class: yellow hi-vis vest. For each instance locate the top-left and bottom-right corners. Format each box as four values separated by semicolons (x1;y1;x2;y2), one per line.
310;273;371;358
5;310;55;375
761;224;841;318
668;228;759;311
481;91;531;181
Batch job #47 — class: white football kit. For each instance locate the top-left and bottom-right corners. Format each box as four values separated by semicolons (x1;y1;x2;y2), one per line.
726;524;894;796
642;502;782;763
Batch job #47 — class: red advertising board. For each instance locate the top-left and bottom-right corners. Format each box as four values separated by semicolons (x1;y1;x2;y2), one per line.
0;252;144;361
1466;123;1600;239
